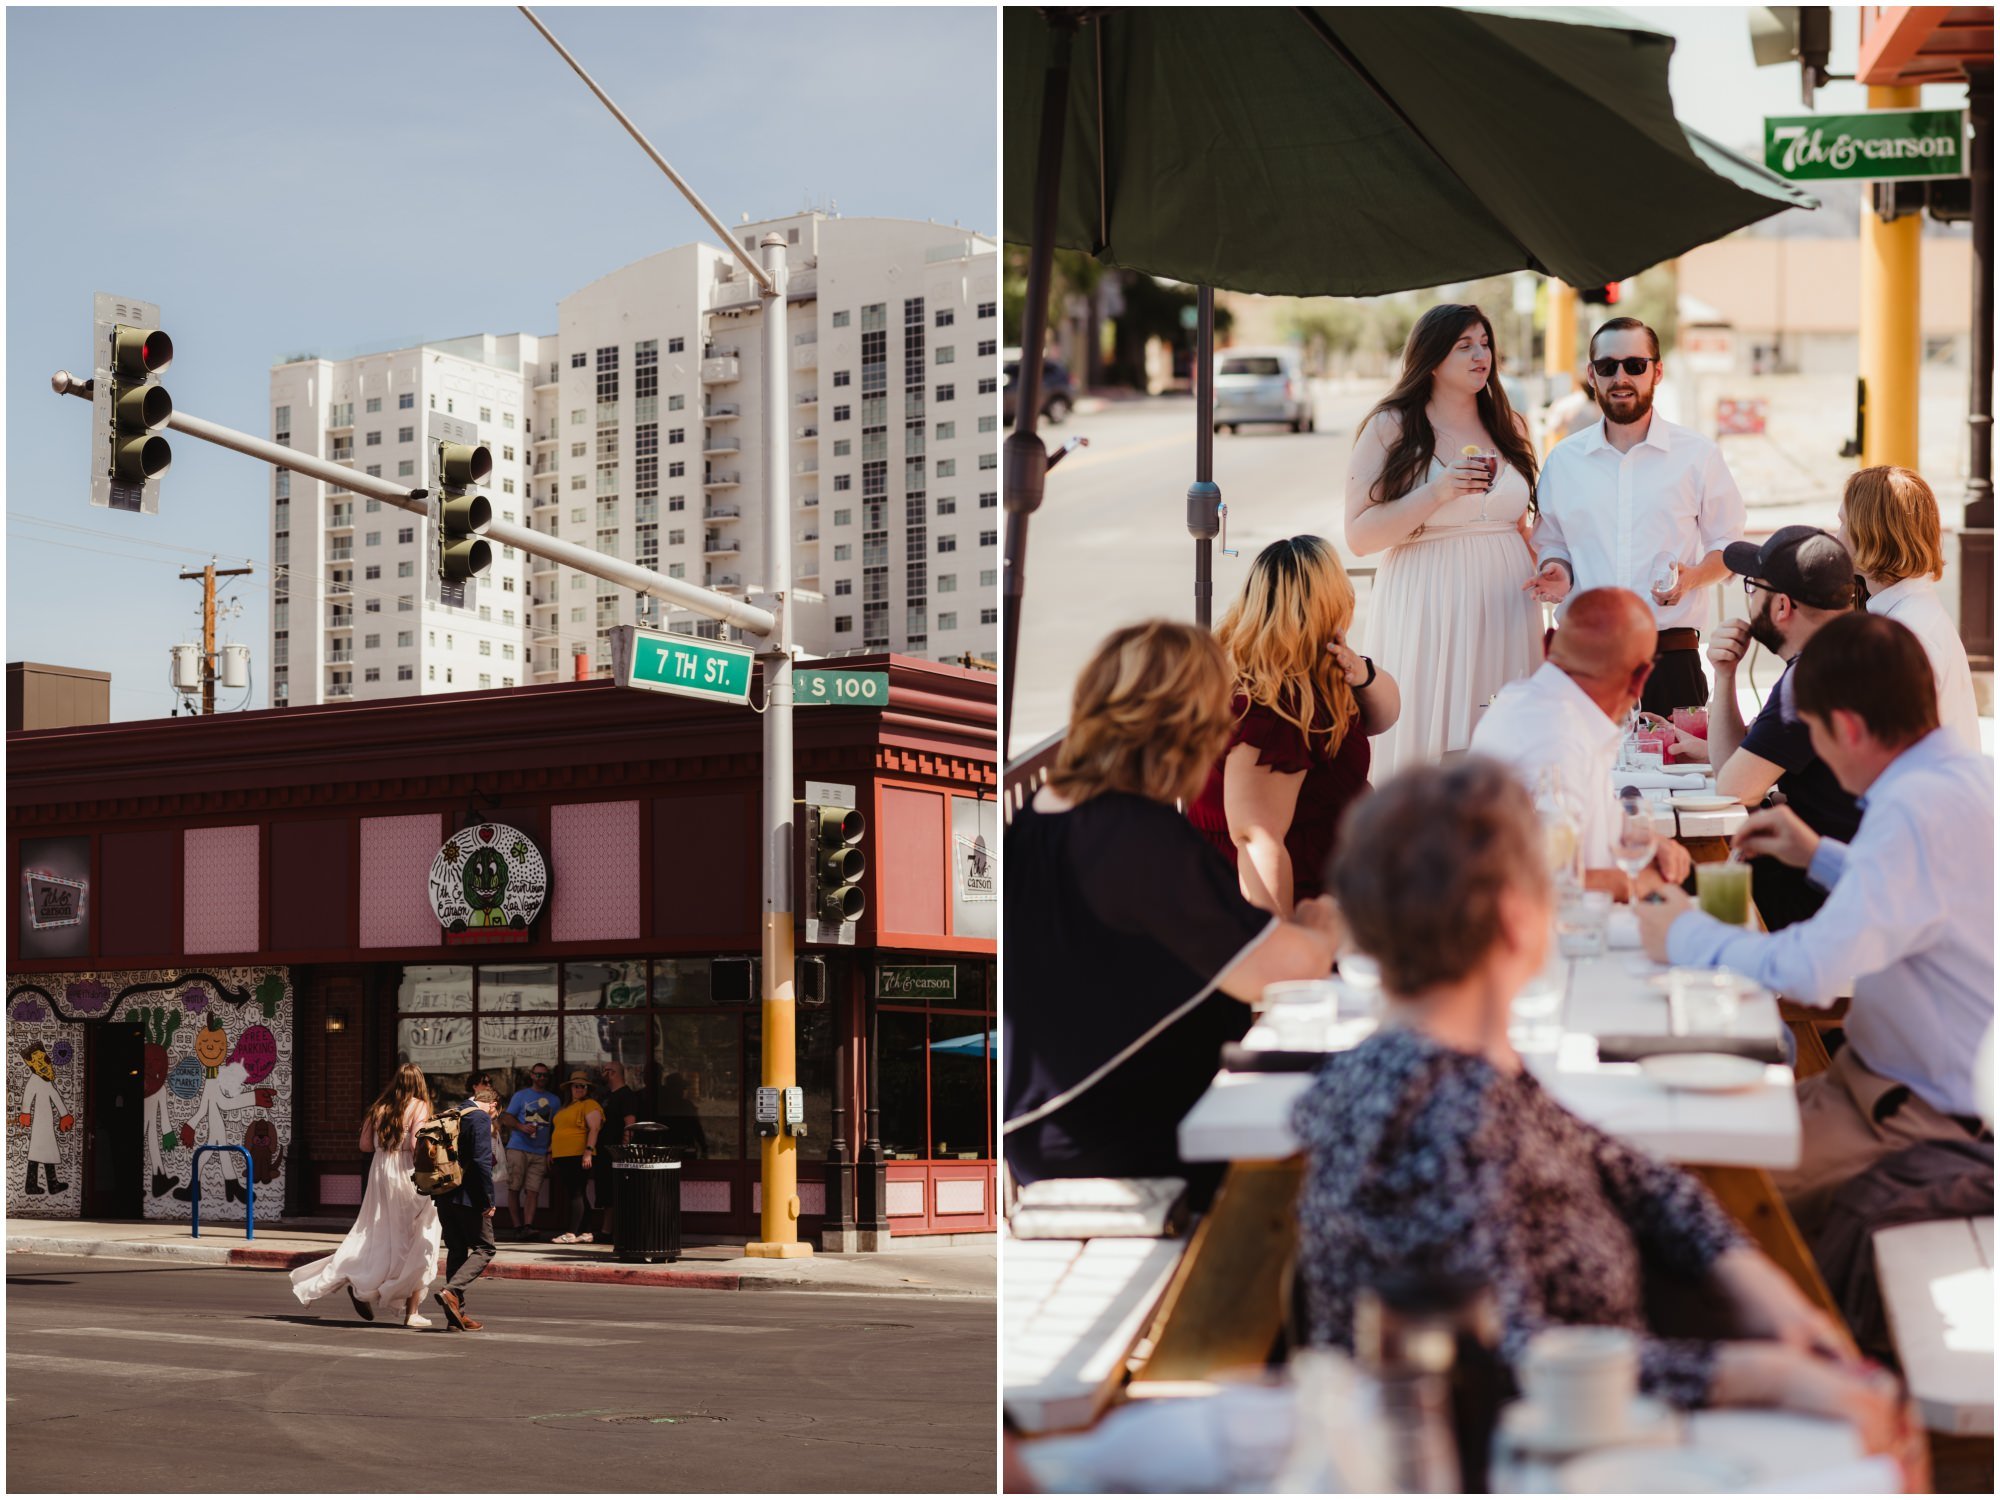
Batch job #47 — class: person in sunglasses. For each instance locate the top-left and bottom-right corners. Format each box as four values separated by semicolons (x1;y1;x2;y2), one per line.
1526;318;1747;718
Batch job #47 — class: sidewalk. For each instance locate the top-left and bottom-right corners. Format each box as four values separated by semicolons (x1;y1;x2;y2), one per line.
4;1216;996;1299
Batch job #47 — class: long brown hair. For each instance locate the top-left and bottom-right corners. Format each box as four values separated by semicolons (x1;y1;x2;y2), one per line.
1047;621;1237;808
1360;304;1538;513
369;1063;433;1151
1214;536;1358;754
1842;466;1945;584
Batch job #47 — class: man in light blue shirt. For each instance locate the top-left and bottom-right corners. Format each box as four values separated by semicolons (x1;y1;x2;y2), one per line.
1638;614;1993;1233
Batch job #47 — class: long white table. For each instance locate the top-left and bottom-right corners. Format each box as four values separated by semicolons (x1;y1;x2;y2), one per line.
1180;952;1801;1170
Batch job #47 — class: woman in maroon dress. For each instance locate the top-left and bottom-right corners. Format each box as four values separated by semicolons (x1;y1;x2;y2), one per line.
1189;535;1401;914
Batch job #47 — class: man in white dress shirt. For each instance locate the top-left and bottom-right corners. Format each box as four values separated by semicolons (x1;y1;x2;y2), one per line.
1638;614;1994;1233
1526;318;1748;717
1470;587;1692;896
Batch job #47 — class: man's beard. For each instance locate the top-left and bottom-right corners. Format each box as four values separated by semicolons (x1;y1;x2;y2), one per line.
1748;596;1786;655
1597;382;1656;427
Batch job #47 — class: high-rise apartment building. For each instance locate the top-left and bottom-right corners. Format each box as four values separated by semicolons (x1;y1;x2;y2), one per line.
268;335;543;708
272;213;996;707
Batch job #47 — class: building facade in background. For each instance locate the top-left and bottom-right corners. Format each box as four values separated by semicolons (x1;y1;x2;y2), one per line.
272;213;998;709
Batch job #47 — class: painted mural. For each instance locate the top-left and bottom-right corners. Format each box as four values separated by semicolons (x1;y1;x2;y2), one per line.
6;967;291;1223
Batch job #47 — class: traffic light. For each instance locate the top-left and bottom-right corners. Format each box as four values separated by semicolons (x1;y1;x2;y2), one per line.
435;439;493;584
90;293;172;513
1579;283;1622;306
802;785;866;943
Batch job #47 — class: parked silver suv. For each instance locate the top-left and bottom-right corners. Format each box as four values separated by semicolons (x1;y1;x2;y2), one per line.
1214;347;1314;434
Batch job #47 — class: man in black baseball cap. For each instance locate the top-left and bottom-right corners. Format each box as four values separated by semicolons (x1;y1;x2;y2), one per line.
1706;526;1863;928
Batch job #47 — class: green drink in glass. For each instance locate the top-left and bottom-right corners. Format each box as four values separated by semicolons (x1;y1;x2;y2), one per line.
1696;861;1753;926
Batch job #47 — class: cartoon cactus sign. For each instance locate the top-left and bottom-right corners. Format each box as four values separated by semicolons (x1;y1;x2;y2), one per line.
427;822;548;944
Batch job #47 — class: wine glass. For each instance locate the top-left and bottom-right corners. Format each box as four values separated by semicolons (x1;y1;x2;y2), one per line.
1647;550;1680;603
1612;787;1657;905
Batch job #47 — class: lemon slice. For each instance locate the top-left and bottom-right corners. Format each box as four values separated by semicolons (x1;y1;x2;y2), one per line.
1461;444;1483;457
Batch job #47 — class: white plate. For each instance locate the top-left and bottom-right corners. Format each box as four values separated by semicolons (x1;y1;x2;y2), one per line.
1560;1447;1748;1493
1637;1053;1767;1092
1669;792;1740;811
1500;1394;1676;1455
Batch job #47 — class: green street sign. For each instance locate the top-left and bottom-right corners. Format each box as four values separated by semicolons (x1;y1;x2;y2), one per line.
610;624;754;705
1765;109;1967;182
795;668;889;707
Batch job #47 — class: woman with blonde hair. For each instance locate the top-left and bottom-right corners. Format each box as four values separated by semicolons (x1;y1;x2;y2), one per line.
1837;465;1981;750
290;1062;444;1327
1189;535;1400;914
1004;620;1344;1201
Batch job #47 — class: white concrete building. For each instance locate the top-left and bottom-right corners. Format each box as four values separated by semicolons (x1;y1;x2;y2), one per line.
272;212;996;707
268;335;543;708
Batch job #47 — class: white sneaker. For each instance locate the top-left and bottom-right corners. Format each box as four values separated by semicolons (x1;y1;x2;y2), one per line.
404;1313;434;1329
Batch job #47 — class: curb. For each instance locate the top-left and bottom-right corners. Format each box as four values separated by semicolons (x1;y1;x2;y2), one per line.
6;1237;982;1297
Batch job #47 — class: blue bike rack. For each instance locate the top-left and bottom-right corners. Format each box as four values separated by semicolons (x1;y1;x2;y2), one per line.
188;1145;255;1240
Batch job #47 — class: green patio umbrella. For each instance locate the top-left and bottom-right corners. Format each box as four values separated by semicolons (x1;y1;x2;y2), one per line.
1001;6;1818;750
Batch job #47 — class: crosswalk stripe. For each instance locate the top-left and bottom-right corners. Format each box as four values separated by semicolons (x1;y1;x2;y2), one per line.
392;1329;636;1345
9;1351;258;1383
49;1327;445;1361
497;1317;783;1335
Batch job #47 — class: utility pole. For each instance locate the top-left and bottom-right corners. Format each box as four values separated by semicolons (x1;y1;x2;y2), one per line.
179;561;253;716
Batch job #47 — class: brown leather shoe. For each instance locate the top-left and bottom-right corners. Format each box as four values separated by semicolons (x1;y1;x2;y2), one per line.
435;1289;473;1331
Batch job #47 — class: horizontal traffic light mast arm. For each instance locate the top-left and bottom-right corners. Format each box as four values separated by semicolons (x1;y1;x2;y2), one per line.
51;371;777;639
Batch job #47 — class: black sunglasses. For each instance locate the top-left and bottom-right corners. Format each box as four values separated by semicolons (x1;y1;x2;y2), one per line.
1591;356;1658;378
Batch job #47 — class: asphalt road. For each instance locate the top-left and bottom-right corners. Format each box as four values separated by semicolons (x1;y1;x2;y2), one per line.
6;1255;996;1493
1012;386;1378;749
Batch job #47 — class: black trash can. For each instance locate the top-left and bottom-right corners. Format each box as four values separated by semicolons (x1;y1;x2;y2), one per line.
613;1123;682;1264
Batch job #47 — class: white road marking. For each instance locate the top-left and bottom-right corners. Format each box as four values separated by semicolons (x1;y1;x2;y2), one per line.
47;1327;445;1361
9;1351;258;1383
496;1317;785;1335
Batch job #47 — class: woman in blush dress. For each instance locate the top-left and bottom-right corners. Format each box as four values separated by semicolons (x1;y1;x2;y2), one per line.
290;1064;443;1328
1344;304;1543;777
1186;535;1400;915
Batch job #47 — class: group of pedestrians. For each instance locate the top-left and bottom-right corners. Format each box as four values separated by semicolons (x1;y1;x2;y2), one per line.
1005;304;1990;1454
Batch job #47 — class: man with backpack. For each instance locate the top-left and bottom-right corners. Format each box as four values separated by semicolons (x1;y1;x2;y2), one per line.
434;1086;500;1332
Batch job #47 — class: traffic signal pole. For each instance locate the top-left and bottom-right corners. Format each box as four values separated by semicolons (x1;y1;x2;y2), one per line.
750;232;807;1258
49;373;777;637
522;7;807;1255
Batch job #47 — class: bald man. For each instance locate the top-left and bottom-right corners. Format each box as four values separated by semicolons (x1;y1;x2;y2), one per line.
1471;588;1693;897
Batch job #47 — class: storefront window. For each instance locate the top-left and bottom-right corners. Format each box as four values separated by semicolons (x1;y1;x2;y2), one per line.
398;964;472;1012
476;963;558;1010
929;1018;991;1161
652;1012;742;1159
397;1015;473;1100
878;1010;928;1161
562;959;647;1010
650;958;713;1006
562;1011;649;1074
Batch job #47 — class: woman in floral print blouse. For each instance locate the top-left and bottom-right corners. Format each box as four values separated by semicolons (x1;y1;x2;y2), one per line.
1294;758;1906;1443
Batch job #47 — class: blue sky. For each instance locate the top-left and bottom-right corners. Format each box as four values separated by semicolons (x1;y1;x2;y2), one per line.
5;5;996;720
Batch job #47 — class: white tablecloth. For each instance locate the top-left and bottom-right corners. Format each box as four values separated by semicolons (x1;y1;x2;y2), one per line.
1181;953;1801;1169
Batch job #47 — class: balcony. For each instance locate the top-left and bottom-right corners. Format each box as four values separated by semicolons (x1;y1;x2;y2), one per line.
703;471;742;491
794;458;819;476
703;402;740;422
704;535;742;557
533;555;558;575
703;503;741;521
794;390;818;408
327;649;354;664
327;614;353;630
790;343;818;373
703;433;740;457
709;574;743;591
327;510;354;531
709;275;762;314
533;431;559;447
327;580;353;598
794;425;819;442
700;348;741;384
799;530;820;543
800;494;819;509
329;444;354;464
327;684;354;700
328;546;353;562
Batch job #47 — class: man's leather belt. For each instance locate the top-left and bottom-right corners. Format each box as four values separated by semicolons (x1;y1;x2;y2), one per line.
1656;627;1701;654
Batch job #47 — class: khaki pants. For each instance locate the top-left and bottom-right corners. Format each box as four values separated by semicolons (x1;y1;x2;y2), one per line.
1776;1045;1978;1239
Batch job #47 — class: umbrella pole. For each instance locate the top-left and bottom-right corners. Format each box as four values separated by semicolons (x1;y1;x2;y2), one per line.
1189;285;1221;629
1004;11;1080;758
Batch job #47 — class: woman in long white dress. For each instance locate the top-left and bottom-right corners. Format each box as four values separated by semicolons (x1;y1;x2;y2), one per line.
290;1064;442;1328
1344;304;1544;778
